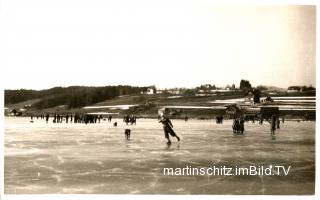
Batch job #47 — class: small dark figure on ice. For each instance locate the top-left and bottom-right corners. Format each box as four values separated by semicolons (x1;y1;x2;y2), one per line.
270;115;277;135
233;117;244;134
125;129;131;140
159;115;180;144
45;114;49;123
277;117;280;129
216;116;223;124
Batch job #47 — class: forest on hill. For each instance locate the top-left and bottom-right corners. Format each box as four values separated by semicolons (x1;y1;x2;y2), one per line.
5;86;149;109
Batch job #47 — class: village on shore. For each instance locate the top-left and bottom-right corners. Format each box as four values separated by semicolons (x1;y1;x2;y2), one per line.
4;80;316;121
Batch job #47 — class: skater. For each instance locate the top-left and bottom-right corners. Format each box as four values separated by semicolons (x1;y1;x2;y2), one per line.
232;118;240;134
45;114;49;123
270;115;277;135
159;115;180;144
125;129;131;140
66;114;69;123
240;117;245;134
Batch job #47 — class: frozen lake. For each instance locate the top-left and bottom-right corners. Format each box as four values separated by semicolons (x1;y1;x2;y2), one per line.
4;117;315;194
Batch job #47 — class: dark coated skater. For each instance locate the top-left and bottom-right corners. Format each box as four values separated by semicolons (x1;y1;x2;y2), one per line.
240;117;245;133
125;129;131;140
159;115;180;144
277;117;280;129
53;114;57;123
124;115;130;125
270;115;277;135
233;118;240;134
114;122;117;127
66;114;69;123
45;114;49;123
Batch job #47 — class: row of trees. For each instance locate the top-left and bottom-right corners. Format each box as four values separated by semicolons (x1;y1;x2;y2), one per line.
240;79;264;103
5;86;150;109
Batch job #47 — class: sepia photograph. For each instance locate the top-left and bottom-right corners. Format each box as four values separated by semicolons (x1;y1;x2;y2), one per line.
1;0;317;198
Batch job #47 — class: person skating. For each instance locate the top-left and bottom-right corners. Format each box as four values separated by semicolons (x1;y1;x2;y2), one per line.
159;115;180;144
270;115;277;135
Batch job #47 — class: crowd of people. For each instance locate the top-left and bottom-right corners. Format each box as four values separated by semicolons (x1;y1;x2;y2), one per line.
230;114;284;135
30;114;118;124
232;117;245;134
216;116;224;124
123;115;137;125
28;112;288;143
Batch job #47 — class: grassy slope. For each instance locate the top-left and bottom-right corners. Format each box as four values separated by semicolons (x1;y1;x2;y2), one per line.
5;99;41;110
92;93;245;107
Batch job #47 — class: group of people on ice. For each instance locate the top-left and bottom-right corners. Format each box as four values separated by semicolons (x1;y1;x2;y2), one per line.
232;114;282;135
30;111;283;143
232;117;245;134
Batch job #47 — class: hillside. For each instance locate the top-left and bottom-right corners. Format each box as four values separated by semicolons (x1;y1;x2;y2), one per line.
5;85;150;109
5;85;315;119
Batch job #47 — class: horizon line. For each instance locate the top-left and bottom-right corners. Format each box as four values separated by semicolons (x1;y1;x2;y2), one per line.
4;83;316;91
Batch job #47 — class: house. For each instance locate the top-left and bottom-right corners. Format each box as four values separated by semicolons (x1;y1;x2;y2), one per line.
156;88;182;95
287;86;301;93
147;88;154;94
244;91;254;105
261;96;274;103
141;86;157;95
226;104;242;117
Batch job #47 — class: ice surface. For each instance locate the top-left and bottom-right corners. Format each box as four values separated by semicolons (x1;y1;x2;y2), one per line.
4;117;315;194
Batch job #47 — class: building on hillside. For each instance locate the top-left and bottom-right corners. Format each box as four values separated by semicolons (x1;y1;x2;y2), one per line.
156;88;182;95
244;91;254;105
141;86;157;95
287;86;301;93
226;104;242;118
147;88;154;94
261;96;274;103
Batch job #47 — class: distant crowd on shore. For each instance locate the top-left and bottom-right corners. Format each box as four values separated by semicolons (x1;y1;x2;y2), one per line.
30;114;135;125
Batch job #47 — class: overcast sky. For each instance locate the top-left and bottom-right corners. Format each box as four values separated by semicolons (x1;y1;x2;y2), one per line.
0;0;316;90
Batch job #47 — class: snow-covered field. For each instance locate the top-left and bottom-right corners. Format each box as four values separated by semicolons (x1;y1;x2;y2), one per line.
4;117;315;194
